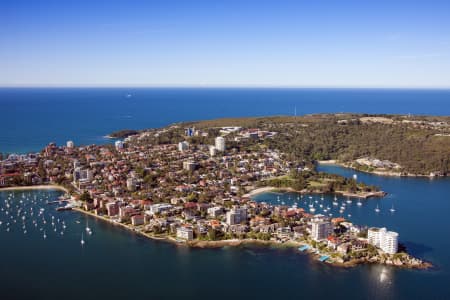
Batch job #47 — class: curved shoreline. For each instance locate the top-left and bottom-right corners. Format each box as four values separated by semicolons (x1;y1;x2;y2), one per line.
243;186;295;197
1;185;431;269
0;185;69;193
244;186;386;199
317;160;445;178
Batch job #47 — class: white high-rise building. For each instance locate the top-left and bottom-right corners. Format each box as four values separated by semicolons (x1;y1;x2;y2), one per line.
209;145;217;156
215;136;225;152
66;140;74;148
73;167;93;182
226;207;247;225
115;140;124;150
368;227;398;254
381;231;399;254
178;141;189;151
311;220;333;241
126;177;137;191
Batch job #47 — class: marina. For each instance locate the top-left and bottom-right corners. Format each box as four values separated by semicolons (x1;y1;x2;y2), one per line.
1;166;449;299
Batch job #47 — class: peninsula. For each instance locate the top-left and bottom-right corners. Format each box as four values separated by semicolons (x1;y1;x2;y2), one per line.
1;113;441;269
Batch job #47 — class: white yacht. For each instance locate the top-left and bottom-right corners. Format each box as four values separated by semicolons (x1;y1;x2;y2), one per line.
390;204;396;213
332;196;338;206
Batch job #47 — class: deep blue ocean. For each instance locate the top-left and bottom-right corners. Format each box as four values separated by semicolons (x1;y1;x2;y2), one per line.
1;88;450;299
1;88;450;153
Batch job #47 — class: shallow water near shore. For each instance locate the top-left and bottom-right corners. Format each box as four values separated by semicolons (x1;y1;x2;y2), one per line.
1;165;450;299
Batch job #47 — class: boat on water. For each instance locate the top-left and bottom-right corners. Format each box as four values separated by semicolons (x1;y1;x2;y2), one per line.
357;200;362;206
375;205;380;213
332;196;338;206
81;233;85;245
86;219;91;233
390;204;396;213
56;206;72;211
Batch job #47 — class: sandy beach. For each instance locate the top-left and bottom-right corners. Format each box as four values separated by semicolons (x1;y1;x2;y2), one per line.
243;186;295;197
0;185;69;193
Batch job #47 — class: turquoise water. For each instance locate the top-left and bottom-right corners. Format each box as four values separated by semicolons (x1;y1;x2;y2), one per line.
1;166;450;299
1;88;450;153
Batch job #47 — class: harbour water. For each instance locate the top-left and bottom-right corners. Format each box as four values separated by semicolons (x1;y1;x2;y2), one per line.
1;88;450;154
1;166;450;299
1;88;450;299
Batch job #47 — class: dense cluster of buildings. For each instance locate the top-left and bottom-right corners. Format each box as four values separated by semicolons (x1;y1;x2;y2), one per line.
0;125;399;258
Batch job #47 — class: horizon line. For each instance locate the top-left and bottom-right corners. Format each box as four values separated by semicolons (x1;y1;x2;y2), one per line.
1;85;450;90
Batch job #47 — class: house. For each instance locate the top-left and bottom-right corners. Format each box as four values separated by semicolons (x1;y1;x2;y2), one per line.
260;223;279;234
327;236;340;250
276;227;292;239
177;226;194;240
119;206;137;221
131;214;145;226
292;226;305;239
148;203;172;215
228;224;248;235
337;242;351;254
207;206;224;218
106;202;119;217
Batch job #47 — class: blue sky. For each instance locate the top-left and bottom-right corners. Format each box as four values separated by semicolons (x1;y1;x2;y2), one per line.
1;0;450;87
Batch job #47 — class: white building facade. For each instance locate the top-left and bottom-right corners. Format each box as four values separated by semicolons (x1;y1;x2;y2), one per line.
215;136;225;152
368;227;398;254
311;220;333;241
115;140;124;150
178;141;189;151
177;227;194;240
226;207;247;225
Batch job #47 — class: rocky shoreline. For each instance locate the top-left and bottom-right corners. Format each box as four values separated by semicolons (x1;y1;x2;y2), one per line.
70;207;432;270
1;185;432;270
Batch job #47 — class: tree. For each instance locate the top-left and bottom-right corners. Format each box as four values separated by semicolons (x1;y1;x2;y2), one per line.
208;228;217;241
79;191;93;203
